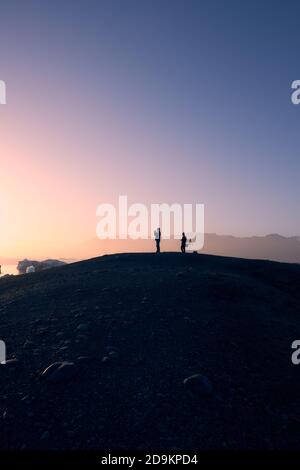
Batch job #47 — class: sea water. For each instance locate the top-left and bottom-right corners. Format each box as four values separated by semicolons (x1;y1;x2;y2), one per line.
0;264;18;277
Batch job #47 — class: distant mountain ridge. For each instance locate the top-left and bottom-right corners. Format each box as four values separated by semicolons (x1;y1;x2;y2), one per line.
81;233;300;264
202;233;300;264
2;233;299;265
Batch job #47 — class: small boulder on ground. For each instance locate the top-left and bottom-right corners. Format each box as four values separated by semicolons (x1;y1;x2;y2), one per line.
2;359;20;370
183;374;214;397
42;362;77;383
76;324;89;332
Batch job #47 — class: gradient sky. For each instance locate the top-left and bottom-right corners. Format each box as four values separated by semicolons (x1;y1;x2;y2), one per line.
0;0;299;259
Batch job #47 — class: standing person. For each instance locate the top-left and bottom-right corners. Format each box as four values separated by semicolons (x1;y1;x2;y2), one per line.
181;232;187;253
154;227;161;253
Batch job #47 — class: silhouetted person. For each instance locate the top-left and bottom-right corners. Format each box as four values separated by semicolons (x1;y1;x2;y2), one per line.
181;232;187;253
154;227;161;253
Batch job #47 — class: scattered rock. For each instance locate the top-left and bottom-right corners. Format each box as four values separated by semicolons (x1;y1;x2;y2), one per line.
108;351;118;359
183;374;214;397
176;271;185;278
36;327;49;336
42;362;77;383
75;312;84;318
40;430;50;441
77;356;89;363
21;395;30;402
102;348;119;363
76;334;87;342
76;324;89;332
4;359;20;370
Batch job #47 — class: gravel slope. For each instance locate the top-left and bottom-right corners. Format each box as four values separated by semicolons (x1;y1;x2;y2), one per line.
0;252;300;450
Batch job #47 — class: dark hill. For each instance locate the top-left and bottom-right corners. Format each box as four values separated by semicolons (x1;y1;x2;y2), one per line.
0;253;300;450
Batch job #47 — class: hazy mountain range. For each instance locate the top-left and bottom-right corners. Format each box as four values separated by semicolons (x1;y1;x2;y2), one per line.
1;233;299;265
80;233;300;264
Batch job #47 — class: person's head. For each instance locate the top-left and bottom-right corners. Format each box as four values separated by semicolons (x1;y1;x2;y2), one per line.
182;232;185;236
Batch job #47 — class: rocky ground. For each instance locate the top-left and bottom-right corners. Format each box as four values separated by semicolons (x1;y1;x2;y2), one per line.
0;252;300;450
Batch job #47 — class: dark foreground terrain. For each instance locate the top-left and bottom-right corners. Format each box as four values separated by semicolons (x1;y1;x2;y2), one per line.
0;252;300;450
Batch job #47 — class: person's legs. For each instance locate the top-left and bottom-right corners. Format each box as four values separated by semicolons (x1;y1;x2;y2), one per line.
156;239;160;253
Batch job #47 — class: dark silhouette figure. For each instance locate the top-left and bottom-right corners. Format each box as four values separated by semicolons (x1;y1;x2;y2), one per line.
181;232;187;253
154;228;161;253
